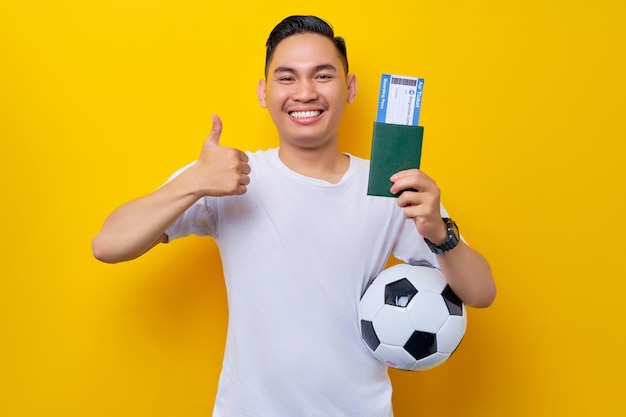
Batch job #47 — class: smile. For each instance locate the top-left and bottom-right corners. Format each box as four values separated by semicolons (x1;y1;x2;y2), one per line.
289;110;322;119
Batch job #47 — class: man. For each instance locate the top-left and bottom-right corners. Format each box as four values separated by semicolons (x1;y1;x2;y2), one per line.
93;15;495;417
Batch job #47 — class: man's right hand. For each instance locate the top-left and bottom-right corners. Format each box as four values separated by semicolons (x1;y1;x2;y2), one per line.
92;114;251;263
190;114;251;197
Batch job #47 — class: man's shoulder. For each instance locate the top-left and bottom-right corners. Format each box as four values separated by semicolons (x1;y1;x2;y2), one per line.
346;153;371;174
347;152;370;164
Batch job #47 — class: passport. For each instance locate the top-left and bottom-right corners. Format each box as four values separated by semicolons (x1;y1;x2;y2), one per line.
367;74;425;198
367;123;424;197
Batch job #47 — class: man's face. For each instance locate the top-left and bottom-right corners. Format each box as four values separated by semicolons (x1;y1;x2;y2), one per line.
257;33;357;149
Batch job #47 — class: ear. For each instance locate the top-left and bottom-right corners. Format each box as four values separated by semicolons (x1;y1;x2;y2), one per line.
257;79;267;108
346;74;358;104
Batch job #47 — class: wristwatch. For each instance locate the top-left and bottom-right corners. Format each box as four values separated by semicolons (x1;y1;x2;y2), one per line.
424;217;460;255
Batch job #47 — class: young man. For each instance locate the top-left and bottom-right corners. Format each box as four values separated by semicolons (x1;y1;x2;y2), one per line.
93;15;496;417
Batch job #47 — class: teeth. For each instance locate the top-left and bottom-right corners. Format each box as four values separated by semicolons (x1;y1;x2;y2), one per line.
290;110;321;119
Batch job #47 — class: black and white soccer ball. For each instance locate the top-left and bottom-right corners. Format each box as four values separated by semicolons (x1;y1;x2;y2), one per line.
359;263;466;371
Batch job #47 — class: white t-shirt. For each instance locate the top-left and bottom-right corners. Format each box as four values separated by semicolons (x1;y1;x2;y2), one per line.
166;148;444;417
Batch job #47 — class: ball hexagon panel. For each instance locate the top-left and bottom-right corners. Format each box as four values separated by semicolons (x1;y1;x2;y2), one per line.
405;291;450;334
372;305;415;346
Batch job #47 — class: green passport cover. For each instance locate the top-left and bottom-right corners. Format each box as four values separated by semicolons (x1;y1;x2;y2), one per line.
367;122;424;198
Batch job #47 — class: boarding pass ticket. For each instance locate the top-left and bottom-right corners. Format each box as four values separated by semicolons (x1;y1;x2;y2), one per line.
376;74;425;126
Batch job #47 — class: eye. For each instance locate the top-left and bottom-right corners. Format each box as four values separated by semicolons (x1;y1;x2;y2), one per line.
316;74;334;81
277;76;295;83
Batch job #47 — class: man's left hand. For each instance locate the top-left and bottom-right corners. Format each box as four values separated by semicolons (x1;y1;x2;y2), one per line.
390;169;447;244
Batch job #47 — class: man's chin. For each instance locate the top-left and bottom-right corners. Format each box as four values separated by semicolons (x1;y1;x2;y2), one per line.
279;134;337;150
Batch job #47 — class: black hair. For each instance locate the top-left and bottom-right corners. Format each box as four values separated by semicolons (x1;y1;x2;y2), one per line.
264;15;348;77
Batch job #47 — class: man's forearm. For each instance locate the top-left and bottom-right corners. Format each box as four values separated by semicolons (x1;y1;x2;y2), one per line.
92;171;202;263
436;242;496;308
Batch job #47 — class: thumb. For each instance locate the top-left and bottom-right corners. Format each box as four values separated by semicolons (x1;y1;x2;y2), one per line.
206;114;223;146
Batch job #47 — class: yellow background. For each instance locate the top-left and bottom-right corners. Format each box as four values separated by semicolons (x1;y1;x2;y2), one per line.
1;0;625;416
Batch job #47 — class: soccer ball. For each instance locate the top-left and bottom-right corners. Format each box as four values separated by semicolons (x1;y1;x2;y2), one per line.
359;263;466;371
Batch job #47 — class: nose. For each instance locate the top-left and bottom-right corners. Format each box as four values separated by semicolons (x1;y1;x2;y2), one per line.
292;79;318;102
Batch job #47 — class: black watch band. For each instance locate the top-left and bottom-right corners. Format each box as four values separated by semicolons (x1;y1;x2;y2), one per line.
424;218;460;255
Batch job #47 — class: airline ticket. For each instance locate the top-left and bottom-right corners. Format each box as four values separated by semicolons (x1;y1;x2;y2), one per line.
375;74;425;126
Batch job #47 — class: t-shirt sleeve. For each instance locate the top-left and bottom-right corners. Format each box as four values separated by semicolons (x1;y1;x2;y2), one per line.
391;204;453;269
162;162;217;241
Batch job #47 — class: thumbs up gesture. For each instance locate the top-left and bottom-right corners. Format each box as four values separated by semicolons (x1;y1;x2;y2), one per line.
192;114;251;196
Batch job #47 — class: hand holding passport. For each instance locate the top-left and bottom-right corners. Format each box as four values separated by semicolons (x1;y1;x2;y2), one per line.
367;74;425;198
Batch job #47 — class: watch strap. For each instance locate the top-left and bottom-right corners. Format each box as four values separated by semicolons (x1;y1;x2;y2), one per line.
424;218;460;255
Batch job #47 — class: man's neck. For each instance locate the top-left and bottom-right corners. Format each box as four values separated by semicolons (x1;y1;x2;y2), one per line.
278;143;350;184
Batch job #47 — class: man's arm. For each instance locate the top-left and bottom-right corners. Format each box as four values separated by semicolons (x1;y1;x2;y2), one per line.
431;241;495;308
390;169;496;308
92;115;251;264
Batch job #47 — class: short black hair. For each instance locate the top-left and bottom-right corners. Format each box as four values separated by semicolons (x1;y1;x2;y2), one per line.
264;15;348;77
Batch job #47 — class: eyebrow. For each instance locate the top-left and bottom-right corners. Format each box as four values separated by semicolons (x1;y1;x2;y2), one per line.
272;63;338;75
